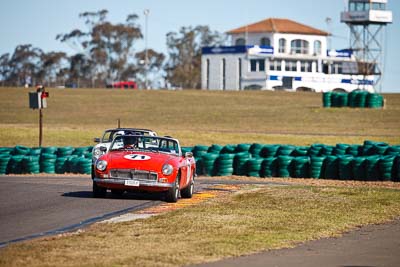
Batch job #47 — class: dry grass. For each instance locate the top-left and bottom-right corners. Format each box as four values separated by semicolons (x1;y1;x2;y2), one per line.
0;87;399;147
1;185;400;267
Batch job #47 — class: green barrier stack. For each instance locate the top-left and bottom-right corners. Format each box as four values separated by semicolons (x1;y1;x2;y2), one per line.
292;156;309;178
201;153;218;176
261;145;279;157
260;157;278;177
324;156;339;179
55;157;68;174
338;155;353;180
78;157;92;174
365;156;380;181
1;142;399;180
322;92;332;107
216;153;234;176
249;143;263;158
277;155;294;178
310;156;325;178
246;158;263;177
323;90;384;109
379;155;395;181
234;152;251;176
22;155;40;174
235;143;251;153
40;153;57;173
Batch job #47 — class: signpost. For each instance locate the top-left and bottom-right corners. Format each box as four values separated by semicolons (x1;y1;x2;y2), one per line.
29;85;49;147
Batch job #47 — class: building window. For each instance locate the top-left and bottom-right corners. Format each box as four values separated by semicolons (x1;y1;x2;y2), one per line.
236;38;245;46
206;59;210;89
279;38;286;53
300;61;312;72
260;37;270;46
285;60;297;72
222;58;226;90
238;58;242;90
290;39;309;55
314;40;322;55
270;60;282;71
250;59;265;72
372;3;385;10
331;62;343;74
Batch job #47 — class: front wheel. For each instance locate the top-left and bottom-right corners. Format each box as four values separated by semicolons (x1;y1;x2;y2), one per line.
166;173;180;203
181;178;194;199
93;181;107;198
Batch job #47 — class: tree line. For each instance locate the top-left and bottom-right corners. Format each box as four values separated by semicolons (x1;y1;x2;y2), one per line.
0;10;225;89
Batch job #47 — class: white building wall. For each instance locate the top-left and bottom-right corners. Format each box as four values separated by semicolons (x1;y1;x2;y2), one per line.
231;33;274;46
202;54;247;90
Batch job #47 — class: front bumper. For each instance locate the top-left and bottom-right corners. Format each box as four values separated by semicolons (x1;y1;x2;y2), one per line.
93;178;173;188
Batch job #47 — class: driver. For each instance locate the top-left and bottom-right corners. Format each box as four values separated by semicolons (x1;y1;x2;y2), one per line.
124;135;139;149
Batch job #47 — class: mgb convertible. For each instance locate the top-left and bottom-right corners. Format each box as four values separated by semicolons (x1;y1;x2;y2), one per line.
92;135;196;202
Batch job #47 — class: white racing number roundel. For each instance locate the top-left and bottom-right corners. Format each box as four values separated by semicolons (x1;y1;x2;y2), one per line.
124;154;151;161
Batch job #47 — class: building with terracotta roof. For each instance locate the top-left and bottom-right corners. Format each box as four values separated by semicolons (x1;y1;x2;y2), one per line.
201;14;379;92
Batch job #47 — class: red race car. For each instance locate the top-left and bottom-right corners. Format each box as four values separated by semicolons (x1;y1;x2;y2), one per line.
92;135;196;202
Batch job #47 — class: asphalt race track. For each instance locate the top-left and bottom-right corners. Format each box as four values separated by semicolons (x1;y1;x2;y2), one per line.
0;175;164;246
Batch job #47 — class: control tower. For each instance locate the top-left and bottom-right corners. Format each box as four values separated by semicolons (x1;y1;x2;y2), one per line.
341;0;392;92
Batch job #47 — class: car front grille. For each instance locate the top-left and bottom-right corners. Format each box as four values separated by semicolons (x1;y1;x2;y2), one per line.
109;169;158;181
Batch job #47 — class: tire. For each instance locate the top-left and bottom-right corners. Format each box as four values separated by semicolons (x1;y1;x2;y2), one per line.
181;178;194;199
166;173;180;203
93;181;107;198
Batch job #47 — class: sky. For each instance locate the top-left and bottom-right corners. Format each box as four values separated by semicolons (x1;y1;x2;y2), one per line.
0;0;398;92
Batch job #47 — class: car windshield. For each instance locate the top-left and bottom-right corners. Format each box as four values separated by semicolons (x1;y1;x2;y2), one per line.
110;135;180;155
102;129;154;142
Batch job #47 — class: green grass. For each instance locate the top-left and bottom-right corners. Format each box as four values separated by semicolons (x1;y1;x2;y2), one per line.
0;87;399;147
1;185;400;267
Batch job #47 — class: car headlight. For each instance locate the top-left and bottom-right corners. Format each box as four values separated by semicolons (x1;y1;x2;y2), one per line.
96;160;108;171
93;147;104;159
162;164;173;176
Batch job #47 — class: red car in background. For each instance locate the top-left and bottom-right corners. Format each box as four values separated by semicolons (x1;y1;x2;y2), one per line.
92;135;196;202
107;81;137;89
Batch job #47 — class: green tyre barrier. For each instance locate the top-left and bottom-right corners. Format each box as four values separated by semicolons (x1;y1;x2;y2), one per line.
41;147;58;154
379;155;395;181
277;156;294;178
260;145;279;157
201;153;219;176
310;156;325;179
55;157;69;174
235;144;251;153
338;155;353;180
292;156;310;178
220;145;236;154
13;145;31;155
22;155;40;174
249;143;263;158
207;144;223;154
246;158;263;177
260;157;278;177
7;155;25;174
233;152;251;176
323;156;339;180
0;155;11;174
365;156;380;181
322;92;332;108
57;147;74;157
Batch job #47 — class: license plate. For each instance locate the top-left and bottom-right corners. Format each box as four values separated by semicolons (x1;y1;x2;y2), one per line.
124;180;140;187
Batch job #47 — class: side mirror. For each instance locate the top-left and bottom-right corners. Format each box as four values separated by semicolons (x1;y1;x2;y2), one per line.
93;137;101;143
185;152;193;158
100;146;107;152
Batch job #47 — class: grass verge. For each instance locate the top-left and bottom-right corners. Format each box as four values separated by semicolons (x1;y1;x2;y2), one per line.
1;184;400;267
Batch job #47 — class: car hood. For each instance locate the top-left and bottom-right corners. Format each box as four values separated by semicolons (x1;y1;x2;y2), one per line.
104;151;176;171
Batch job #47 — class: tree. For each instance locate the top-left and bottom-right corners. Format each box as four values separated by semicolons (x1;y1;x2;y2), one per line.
134;49;165;88
57;10;146;87
6;44;43;86
38;51;67;86
165;25;226;89
0;53;10;86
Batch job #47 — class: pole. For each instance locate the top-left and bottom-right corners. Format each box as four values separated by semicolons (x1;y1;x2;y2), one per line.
144;9;150;90
39;109;43;147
